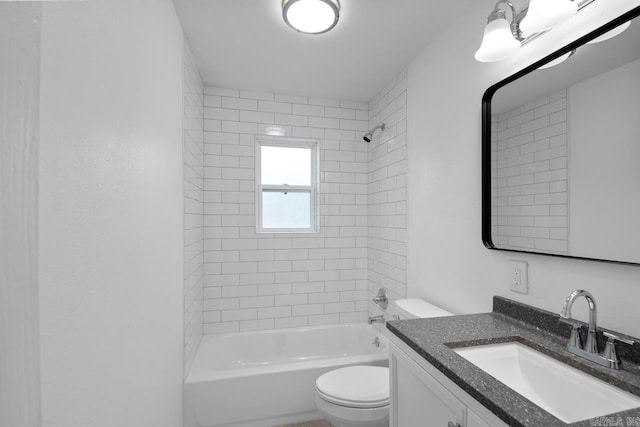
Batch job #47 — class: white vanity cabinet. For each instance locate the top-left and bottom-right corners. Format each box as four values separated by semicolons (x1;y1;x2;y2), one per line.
388;334;507;427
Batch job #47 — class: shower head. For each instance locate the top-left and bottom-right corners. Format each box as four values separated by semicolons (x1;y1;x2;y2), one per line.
363;123;386;143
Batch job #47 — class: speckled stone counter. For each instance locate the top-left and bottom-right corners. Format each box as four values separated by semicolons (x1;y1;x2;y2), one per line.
386;297;640;426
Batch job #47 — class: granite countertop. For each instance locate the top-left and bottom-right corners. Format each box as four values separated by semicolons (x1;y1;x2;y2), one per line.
386;297;640;427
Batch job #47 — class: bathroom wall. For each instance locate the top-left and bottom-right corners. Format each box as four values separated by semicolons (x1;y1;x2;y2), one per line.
183;39;204;376
202;88;370;333
38;1;185;426
367;70;409;319
491;89;568;254
0;3;42;426
407;0;640;337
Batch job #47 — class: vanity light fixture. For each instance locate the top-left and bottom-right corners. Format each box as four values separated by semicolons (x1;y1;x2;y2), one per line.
474;2;521;62
520;0;577;34
475;0;586;63
282;0;340;34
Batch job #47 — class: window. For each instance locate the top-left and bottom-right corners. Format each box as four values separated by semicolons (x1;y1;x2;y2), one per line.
256;138;319;233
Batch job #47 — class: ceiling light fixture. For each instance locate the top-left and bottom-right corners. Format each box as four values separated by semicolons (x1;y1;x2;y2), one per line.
282;0;340;35
475;0;589;63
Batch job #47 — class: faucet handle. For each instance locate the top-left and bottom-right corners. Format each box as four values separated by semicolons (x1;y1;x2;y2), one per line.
559;318;583;349
372;288;388;309
602;332;634;369
603;331;634;346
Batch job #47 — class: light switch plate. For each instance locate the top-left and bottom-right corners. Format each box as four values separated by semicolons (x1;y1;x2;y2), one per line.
509;260;528;294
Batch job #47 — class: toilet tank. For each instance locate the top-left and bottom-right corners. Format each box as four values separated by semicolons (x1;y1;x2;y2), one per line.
395;299;453;319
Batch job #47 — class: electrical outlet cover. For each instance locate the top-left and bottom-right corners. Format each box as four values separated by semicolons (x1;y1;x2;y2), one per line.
509;260;528;294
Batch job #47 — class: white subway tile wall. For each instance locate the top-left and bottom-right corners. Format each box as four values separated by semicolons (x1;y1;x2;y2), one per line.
183;40;204;375
367;70;408;319
491;89;568;254
203;87;371;334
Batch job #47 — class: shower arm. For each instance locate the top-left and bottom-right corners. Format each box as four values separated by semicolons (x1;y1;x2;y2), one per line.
363;123;386;142
371;123;385;134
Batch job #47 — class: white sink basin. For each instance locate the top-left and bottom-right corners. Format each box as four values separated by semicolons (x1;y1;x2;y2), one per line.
454;342;640;423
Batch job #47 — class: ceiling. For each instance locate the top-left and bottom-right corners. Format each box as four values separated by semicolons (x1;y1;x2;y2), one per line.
172;0;475;102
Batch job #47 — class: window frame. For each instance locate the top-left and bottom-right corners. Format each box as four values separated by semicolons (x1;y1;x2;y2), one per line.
255;136;320;233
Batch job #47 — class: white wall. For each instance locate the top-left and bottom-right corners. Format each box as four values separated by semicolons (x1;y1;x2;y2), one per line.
183;39;205;376
38;1;185;426
407;0;640;337
202;88;370;333
0;3;42;427
569;58;640;262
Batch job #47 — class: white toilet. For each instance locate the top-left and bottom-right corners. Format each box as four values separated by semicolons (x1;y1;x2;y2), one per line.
315;365;389;427
394;298;453;320
315;298;452;427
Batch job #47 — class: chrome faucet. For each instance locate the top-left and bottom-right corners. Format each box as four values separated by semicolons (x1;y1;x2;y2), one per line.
560;289;598;354
368;314;399;324
559;289;634;369
368;315;385;324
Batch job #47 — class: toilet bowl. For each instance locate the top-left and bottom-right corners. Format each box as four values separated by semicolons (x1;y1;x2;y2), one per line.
315;299;452;426
315;366;389;427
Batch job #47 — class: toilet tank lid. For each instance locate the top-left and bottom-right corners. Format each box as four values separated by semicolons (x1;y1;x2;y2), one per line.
395;299;453;318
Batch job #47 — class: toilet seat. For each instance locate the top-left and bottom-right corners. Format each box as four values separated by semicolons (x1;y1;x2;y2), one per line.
316;366;389;409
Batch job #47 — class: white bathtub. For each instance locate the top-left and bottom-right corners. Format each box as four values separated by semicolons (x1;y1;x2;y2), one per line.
184;323;389;427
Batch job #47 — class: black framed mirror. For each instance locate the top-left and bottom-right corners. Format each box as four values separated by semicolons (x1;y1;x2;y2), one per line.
482;5;640;265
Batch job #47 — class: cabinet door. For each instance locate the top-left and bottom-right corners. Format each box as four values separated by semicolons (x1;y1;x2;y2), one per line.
467;408;492;427
390;348;465;427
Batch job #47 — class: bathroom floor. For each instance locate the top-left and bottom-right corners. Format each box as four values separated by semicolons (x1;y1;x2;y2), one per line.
275;420;333;427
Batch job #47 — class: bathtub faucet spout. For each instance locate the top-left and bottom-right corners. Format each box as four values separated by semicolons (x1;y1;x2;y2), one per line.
368;315;385;324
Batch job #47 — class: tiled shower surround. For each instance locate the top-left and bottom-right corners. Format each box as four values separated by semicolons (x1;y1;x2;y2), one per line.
202;87;370;334
367;72;408;318
183;40;204;373
491;89;568;254
198;70;408;335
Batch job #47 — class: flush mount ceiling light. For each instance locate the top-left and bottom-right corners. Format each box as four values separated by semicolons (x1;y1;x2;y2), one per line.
475;0;598;63
282;0;340;34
